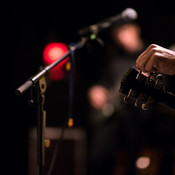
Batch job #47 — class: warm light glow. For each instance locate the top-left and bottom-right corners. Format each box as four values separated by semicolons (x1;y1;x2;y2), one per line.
47;47;65;62
136;156;150;169
43;43;68;64
43;42;69;81
68;118;74;127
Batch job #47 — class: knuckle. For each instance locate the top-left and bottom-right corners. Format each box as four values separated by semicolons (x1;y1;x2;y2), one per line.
148;44;158;52
150;47;158;55
149;43;157;48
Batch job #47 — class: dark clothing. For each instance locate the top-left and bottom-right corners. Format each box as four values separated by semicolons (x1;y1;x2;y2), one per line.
87;39;175;175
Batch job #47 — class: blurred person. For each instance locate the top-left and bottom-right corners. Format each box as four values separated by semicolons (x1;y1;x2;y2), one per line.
88;23;146;124
87;20;175;174
87;22;153;175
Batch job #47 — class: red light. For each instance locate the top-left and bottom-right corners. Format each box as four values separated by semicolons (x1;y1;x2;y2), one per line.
43;42;69;81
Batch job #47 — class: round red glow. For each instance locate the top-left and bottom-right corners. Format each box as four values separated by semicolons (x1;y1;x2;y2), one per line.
43;42;69;81
43;43;68;64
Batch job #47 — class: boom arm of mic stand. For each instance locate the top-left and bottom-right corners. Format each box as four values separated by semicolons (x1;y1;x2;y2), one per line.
15;37;88;96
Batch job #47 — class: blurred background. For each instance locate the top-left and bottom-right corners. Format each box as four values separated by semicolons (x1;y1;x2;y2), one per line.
3;0;175;175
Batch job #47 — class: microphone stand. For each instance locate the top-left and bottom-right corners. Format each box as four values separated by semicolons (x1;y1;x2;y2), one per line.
15;36;88;175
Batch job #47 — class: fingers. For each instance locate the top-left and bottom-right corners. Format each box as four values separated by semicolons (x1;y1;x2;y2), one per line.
136;44;160;72
136;44;175;75
145;54;159;72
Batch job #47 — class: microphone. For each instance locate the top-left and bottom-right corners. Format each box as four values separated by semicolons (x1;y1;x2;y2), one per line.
78;8;138;36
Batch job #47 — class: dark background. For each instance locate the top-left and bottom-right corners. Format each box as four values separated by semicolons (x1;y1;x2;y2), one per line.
2;0;175;174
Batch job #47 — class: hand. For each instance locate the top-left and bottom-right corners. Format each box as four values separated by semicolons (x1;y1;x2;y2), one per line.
136;44;175;75
87;85;109;109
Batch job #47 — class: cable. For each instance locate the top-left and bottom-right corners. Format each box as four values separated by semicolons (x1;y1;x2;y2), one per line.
47;45;75;175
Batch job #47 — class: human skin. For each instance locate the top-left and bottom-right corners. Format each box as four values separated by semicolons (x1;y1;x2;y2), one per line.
136;44;175;75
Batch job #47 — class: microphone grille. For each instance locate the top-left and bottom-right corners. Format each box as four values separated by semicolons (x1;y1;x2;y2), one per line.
122;8;138;20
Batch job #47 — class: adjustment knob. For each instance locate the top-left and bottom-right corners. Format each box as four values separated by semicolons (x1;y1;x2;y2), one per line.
142;102;149;110
124;96;130;104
